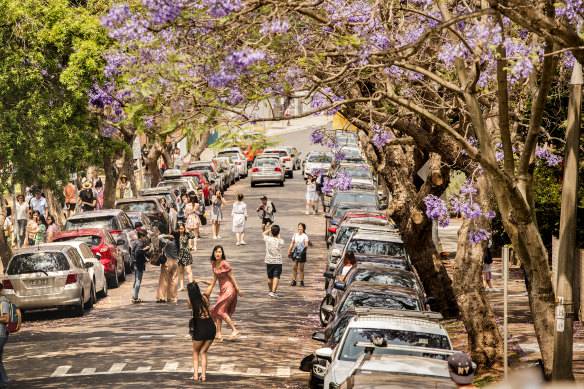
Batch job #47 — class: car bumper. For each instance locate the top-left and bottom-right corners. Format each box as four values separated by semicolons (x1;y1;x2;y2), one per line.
5;286;81;309
251;173;284;183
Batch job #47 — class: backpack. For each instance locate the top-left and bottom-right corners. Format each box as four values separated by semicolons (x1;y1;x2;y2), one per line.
1;299;21;334
271;201;277;213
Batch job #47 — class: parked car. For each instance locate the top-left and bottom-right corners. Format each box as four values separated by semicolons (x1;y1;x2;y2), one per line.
115;197;170;234
3;245;94;316
326;189;385;211
325;202;380;243
182;171;214;201
212;158;234;188
65;209;136;272
331;163;377;191
162;168;183;179
303;152;333;179
281;145;302;170
317;309;452;388
338;209;393;228
43;241;107;298
250;157;285;187
53;228;126;289
186;161;223;191
139;186;178;207
157;176;199;193
125;211;155;234
262;147;294;178
217;148;248;177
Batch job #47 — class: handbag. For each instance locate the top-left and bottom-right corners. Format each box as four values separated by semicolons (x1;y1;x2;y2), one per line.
292;242;307;260
200;213;207;226
149;242;168;266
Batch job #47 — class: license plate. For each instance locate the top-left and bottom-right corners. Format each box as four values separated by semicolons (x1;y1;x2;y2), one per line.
30;279;48;286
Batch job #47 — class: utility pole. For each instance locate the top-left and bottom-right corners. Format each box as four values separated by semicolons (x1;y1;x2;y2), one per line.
552;60;582;381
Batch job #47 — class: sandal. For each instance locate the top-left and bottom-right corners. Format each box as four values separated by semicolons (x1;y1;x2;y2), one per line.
199;376;206;382
227;333;241;341
188;375;198;381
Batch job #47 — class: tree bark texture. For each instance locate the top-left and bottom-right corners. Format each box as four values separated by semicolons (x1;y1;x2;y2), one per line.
45;189;66;229
188;130;210;163
452;175;504;371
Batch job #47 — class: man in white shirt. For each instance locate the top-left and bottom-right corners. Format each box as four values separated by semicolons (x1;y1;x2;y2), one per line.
29;190;48;218
263;224;284;297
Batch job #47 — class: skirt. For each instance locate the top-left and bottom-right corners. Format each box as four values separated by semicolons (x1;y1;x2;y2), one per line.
232;213;246;233
305;191;318;201
190;317;216;341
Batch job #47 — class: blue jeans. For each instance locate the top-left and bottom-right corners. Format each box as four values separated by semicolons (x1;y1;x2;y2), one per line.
0;335;9;387
132;268;144;300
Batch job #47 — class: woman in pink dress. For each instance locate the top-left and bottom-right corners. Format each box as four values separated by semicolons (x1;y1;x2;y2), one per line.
184;193;200;250
207;245;243;340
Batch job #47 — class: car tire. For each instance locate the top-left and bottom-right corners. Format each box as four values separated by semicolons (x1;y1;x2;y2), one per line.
119;265;126;282
73;291;85;317
319;296;332;327
125;252;132;274
85;284;95;310
279;181;284;187
99;276;108;297
289;171;294;179
308;371;323;389
108;266;120;289
251;182;255;187
324;277;331;291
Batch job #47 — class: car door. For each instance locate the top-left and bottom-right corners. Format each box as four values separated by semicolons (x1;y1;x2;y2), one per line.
68;249;91;298
81;243;103;291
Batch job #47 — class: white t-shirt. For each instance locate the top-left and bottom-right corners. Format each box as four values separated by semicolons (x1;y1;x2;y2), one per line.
292;233;309;247
264;235;285;264
15;202;28;220
341;265;353;277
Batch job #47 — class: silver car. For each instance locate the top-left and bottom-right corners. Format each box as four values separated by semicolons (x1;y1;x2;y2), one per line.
215;156;239;181
250;158;285;187
3;245;95;316
217;149;248;178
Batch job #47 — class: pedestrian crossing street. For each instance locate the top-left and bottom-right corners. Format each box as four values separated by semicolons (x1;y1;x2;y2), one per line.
51;362;295;378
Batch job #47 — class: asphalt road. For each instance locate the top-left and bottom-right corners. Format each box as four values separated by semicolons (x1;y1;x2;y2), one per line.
5;128;332;389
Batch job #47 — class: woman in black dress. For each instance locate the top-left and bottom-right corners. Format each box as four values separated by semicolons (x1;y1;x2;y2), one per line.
187;282;216;382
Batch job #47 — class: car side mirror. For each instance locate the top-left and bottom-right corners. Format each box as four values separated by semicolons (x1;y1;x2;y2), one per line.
315;347;333;362
312;332;326;342
323;271;334;278
427;297;437;305
321;305;334;315
330;220;338;226
116;239;126;246
331;249;341;258
379;204;388;210
84;262;94;268
333;282;345;291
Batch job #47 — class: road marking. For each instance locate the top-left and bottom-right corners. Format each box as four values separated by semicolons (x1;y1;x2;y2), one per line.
219;364;234;374
87;337;102;341
80;368;96;375
50;366;71;377
246;368;261;375
136;366;151;372
139;335;153;338
162;334;176;338
277;366;290;377
163;362;179;372
108;363;126;373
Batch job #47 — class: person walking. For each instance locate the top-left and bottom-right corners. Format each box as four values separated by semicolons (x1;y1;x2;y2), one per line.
231;194;247;246
79;182;97;212
187;281;216;382
263;224;284;297
314;171;325;213
118;175;132;199
29;190;48;219
288;223;312;287
256;195;275;232
173;147;183;170
177;223;195;292
63;180;77;218
0;283;11;388
483;240;499;292
177;193;188;224
210;190;226;239
13;195;28;247
30;212;47;245
305;175;317;215
132;230;150;303
45;215;59;243
196;187;206;238
156;233;179;303
94;180;104;210
447;352;476;388
200;246;243;340
184;193;201;250
25;213;38;247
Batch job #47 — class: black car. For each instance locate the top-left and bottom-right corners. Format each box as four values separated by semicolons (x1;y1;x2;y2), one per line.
326;189;382;211
115;197;170;234
139;186;178;208
325;202;378;243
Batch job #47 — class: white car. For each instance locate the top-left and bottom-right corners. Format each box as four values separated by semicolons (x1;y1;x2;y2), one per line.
43;241;108;298
303;152;333;179
281;145;302;170
262;147;294;178
217;148;248;178
318;309;453;388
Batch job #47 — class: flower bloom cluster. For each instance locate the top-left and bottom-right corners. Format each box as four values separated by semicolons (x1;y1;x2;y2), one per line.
321;172;352;194
535;146;563;167
371;124;392;148
424;195;450;228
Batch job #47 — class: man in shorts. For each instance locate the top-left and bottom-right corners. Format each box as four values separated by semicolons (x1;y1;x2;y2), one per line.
263;224;284;297
257;195;275;231
63;180;77;218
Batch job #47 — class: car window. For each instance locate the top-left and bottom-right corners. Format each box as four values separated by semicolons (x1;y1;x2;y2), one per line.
347;239;406;257
359;260;411;272
105;231;115;244
117;201;159;212
339;328;451;362
66;216;120;231
339;291;421;315
341;168;372;179
336;227;359;245
264;151;288;157
68;249;84;269
332;193;377;208
349;270;420;291
7;252;70;274
121;214;134;229
53;235;102;248
308;154;332;163
333;316;351;344
81;245;94;259
255;159;279;167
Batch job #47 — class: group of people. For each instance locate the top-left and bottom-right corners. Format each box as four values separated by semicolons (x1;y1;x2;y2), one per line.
6;190;60;248
304;172;325;215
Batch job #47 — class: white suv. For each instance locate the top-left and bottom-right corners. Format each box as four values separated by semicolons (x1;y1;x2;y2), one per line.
317;309;453;389
262;148;294;178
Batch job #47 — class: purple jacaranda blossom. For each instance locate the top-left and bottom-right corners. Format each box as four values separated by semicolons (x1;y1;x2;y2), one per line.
225;49;265;71
371;124;392;148
333;150;346;163
469;229;492;244
424;195;450;227
203;0;242;17
311;168;325;176
260;19;290;35
309;128;325;144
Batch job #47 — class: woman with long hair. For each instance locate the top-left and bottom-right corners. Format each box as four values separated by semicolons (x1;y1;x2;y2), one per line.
46;214;59;243
184;193;200;250
339;251;357;282
177;223;195;291
118;175;131;199
30;212;47;244
187;281;216;382
287;223;312;287
199;245;243;340
210;190;226;239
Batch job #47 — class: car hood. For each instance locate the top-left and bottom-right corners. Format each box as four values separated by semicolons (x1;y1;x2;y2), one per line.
354;355;450;379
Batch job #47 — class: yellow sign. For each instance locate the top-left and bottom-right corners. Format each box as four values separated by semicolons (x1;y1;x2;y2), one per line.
333;113;357;132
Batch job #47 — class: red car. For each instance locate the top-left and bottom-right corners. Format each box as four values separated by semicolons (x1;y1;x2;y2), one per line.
182;171;211;200
339;210;392;227
53;228;126;288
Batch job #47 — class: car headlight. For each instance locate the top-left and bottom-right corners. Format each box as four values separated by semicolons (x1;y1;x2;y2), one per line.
313;364;327;376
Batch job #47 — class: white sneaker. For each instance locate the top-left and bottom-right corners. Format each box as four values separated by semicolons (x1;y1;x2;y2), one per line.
268;292;275;297
273;291;278;297
240;241;246;245
305;211;310;215
217;236;222;239
213;236;218;240
236;242;240;246
485;287;492;292
491;287;500;292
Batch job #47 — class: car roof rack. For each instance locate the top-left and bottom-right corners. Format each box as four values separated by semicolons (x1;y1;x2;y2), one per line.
354;342;454;357
352;307;443;321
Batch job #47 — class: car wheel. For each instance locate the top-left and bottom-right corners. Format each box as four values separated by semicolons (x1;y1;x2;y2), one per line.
279;180;284;187
124;253;132;274
99;276;108;297
85;284;95;310
251;182;255;187
73;291;84;317
319;296;332;327
108;265;120;289
289;171;294;179
324;277;331;291
119;264;126;282
308;371;323;389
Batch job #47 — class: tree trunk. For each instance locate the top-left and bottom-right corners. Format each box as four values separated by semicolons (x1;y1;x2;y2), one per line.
188;130;210;163
103;153;122;209
45;189;66;229
0;195;13;269
452;175;504;371
145;141;164;188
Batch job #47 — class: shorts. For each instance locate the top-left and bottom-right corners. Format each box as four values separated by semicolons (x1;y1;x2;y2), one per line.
262;217;272;225
483;263;492;280
66;203;76;211
266;264;282;279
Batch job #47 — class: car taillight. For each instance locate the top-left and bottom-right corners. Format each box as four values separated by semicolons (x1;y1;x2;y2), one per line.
328;227;337;233
284;158;291;161
237;162;241;165
2;279;13;289
154;212;163;217
110;230;122;235
252;168;259;172
275;167;281;171
66;274;78;284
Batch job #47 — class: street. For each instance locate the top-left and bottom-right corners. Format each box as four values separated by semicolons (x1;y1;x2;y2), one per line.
5;128;328;388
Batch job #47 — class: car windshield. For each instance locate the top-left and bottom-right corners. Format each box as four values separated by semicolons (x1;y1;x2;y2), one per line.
341;168;373;179
339;328;451;362
333;204;371;219
218;152;239;159
142;193;173;204
308;154;332;163
347;239;406;257
53;235;102;248
66;216;120;231
341;148;361;157
332;193;377;208
349;270;420;291
339;291;421;315
118;201;158;212
187;165;212;172
8;252;70;275
255;159;279;167
336;226;359;245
